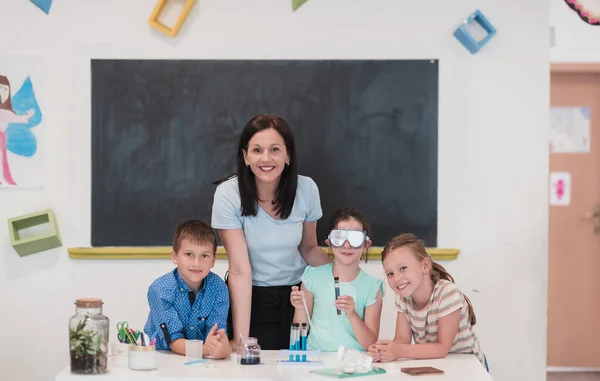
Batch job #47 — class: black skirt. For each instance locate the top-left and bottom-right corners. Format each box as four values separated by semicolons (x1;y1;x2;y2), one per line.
226;273;300;350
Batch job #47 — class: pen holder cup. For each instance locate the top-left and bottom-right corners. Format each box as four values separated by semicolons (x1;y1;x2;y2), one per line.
110;342;131;368
128;345;157;371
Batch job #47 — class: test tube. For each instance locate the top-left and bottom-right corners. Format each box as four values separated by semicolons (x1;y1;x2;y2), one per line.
334;276;341;315
289;323;295;361
301;323;308;362
294;323;301;362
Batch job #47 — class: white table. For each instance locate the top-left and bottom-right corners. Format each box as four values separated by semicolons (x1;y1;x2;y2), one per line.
55;350;493;381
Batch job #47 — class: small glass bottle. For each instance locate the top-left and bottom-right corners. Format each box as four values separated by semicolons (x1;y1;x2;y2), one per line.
337;345;373;373
69;298;109;374
238;337;261;365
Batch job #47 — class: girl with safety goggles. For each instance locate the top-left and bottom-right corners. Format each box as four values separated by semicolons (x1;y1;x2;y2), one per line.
290;207;384;352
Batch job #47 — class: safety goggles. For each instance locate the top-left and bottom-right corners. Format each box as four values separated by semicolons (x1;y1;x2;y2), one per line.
328;229;369;248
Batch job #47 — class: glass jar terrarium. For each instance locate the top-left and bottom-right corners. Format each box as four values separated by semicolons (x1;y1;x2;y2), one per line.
69;298;109;374
238;337;261;365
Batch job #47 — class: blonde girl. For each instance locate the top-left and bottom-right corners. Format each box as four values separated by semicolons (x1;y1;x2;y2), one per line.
368;233;488;372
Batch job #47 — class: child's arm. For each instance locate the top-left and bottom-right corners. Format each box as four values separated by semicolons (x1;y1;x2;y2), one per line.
393;311;414;344
290;284;313;324
369;309;413;362
375;309;461;362
339;289;383;350
395;309;461;359
0;109;34;125
146;286;186;354
169;339;187;355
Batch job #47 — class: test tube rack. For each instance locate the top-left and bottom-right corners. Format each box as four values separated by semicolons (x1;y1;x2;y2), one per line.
277;350;324;366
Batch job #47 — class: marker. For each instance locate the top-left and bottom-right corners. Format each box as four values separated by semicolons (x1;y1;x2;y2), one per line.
301;323;307;362
124;329;138;346
184;358;208;365
334;277;341;315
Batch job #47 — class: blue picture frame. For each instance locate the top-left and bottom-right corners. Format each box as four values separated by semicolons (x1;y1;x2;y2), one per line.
453;10;497;54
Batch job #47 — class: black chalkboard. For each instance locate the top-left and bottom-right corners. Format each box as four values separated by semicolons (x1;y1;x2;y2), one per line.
91;59;438;247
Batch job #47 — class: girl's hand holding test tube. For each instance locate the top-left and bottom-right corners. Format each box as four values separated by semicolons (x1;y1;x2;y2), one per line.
334;295;357;317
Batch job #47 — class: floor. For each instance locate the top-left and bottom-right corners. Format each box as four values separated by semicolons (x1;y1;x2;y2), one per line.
547;372;600;381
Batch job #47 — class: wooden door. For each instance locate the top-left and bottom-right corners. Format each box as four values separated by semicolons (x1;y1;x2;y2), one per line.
548;65;600;367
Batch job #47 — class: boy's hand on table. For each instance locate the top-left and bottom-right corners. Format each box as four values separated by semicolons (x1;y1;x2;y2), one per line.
204;323;224;356
215;329;231;357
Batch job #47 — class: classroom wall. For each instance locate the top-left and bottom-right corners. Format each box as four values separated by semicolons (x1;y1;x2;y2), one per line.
551;0;600;62
0;1;549;380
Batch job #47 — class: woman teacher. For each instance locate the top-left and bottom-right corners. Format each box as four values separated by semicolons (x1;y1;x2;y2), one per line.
211;114;330;350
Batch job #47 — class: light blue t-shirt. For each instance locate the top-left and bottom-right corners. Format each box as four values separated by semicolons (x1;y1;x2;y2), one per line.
211;175;323;287
302;263;384;352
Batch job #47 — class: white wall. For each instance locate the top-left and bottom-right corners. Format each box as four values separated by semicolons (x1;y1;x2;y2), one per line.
551;0;600;62
0;1;549;380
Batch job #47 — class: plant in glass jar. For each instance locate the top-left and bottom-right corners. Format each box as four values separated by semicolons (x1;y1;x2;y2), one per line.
70;319;103;370
69;298;109;374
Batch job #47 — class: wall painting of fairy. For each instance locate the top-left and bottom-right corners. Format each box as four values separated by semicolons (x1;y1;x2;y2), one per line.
0;59;44;188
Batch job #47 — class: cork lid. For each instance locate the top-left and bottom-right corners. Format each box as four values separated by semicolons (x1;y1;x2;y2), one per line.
75;298;103;308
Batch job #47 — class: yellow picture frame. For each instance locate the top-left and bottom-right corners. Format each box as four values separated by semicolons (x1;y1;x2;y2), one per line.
68;246;460;261
148;0;197;38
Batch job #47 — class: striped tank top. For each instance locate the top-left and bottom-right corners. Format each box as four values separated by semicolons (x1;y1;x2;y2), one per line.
395;279;485;366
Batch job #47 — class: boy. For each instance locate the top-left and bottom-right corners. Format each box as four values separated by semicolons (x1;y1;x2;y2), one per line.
144;220;231;359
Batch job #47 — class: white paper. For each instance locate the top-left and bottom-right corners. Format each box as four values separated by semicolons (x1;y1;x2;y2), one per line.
0;54;45;188
550;172;571;206
550;106;590;153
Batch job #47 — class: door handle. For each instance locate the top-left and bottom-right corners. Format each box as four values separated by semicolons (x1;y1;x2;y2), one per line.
583;204;600;233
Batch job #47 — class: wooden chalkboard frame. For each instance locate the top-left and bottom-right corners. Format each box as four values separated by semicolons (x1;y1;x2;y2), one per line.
67;246;460;260
74;58;459;260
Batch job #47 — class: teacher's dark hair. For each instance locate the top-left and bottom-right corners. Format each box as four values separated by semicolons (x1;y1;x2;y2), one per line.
214;114;298;219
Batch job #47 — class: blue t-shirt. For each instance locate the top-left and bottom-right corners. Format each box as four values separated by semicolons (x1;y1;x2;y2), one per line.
211;175;322;286
302;263;384;352
143;269;229;351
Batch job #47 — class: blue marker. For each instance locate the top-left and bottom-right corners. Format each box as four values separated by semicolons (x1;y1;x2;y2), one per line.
184;358;208;365
301;323;307;362
334;277;341;315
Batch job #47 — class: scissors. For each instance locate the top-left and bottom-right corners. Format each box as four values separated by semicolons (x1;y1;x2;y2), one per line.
117;321;130;343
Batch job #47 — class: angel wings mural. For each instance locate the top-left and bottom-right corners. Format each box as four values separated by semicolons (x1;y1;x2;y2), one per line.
0;75;43;187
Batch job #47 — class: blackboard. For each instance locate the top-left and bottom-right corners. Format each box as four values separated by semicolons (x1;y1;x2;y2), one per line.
91;59;438;247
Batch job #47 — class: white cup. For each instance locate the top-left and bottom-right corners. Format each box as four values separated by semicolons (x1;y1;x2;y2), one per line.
186;339;203;361
110;342;131;368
